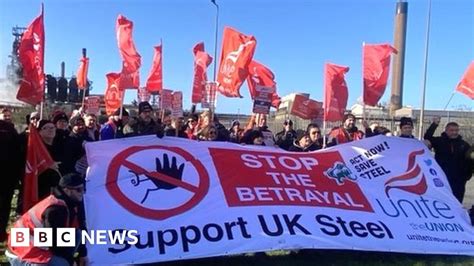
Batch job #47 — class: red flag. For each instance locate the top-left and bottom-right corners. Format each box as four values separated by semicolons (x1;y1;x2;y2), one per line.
76;57;89;89
363;44;397;106
456;61;474;100
247;60;281;108
105;73;124;115
23;125;54;212
116;15;141;89
324;63;350;122
290;94;323;120
146;44;163;93
217;27;257;97
191;42;213;104
16;5;45;106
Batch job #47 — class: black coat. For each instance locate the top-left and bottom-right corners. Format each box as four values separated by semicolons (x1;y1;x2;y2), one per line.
424;123;471;182
0;121;22;186
275;129;297;151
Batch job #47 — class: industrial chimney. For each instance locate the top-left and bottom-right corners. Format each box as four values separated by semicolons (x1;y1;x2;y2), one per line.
389;1;408;116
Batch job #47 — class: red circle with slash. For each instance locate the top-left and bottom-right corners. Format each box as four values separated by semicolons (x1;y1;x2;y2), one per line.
106;145;210;220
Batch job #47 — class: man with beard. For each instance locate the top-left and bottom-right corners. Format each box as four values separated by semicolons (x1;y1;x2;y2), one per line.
124;101;164;137
328;113;364;146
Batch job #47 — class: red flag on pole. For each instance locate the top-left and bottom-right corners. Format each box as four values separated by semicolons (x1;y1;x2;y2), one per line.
191;42;213;104
76;57;89;89
324;63;350;122
105;72;124;115
363;44;397;106
116;15;141;89
217;27;257;98
247;60;281;108
16;5;45;106
456;61;474;100
23;125;55;212
146;44;163;93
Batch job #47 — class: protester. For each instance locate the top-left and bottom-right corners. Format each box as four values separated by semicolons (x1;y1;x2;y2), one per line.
289;130;314;152
36;120;64;200
84;113;100;141
306;123;323;150
327;113;364;146
0;107;13;124
52;111;70;142
229;120;243;143
165;117;187;138
424;117;472;203
213;114;230;141
7;173;88;266
244;129;265;146
398;117;415;138
275;119;297;150
62;116;92;175
100;107;129;140
0;117;22;242
124;101;162;137
198;125;218;141
257;115;275;146
184;114;199;140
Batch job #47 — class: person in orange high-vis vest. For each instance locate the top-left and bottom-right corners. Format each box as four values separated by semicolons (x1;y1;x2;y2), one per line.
7;173;87;266
328;113;365;146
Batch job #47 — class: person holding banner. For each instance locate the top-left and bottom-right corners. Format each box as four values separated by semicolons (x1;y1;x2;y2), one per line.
7;173;88;266
306;123;324;151
398;117;416;139
52;112;70;143
184;114;199;140
100;108;129;140
424;117;472;203
327;114;364;146
289;130;315;152
275;119;297;151
257;115;275;147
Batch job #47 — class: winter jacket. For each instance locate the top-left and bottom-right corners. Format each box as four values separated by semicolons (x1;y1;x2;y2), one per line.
275;129;297;151
327;126;364;146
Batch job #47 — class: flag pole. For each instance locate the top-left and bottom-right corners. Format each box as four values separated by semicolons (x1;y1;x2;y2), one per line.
443;90;456;110
362;42;367;123
211;0;219;120
417;0;432;140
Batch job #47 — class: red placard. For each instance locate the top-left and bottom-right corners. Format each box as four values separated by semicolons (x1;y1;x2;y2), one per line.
290;94;323;120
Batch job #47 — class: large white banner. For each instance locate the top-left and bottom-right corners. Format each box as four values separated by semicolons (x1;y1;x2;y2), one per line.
84;135;474;264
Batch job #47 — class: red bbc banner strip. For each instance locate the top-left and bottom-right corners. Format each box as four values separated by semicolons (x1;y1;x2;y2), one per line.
209;148;373;212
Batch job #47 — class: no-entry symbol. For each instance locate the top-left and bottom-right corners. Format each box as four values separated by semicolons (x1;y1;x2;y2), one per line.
106;145;210;220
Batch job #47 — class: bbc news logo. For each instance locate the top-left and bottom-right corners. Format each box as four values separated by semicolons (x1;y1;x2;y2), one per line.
11;228;139;247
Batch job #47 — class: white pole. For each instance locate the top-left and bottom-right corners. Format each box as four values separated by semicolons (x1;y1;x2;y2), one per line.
417;0;432;140
322;120;327;149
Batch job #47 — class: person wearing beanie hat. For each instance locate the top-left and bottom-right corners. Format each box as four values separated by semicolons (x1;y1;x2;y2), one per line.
52;112;69;130
123;101;163;137
100;107;130;140
138;101;153;115
229;120;243;143
7;172;88;265
399;117;415;138
289;130;313;152
327;112;364;146
275;119;297;150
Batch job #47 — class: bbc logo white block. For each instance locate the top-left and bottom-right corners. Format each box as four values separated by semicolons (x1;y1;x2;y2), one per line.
11;228;30;247
57;228;76;247
34;228;53;247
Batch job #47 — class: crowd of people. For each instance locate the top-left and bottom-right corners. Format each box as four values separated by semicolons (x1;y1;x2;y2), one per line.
1;102;473;265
